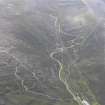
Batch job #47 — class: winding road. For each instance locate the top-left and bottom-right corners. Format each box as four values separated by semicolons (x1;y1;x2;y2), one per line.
49;14;90;105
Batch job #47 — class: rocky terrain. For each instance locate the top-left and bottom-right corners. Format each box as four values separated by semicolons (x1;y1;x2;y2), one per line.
0;0;104;105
